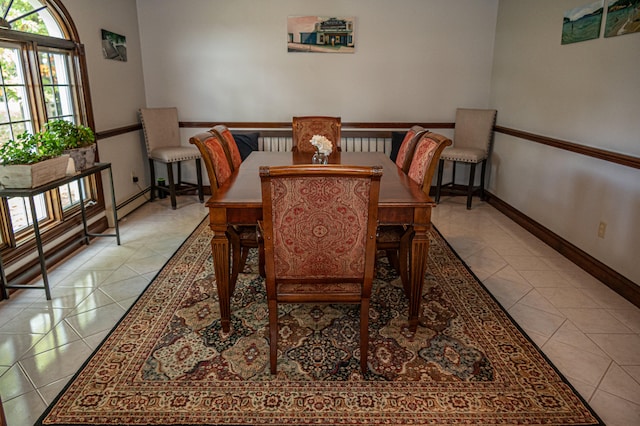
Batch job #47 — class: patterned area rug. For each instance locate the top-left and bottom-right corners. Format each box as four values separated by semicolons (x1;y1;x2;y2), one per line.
38;219;602;425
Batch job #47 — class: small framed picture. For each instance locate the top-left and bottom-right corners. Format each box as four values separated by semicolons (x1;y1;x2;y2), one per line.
101;29;127;61
561;1;603;45
287;16;355;53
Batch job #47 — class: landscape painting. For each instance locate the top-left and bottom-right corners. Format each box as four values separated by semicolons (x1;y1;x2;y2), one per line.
287;16;355;53
604;0;640;37
561;1;604;44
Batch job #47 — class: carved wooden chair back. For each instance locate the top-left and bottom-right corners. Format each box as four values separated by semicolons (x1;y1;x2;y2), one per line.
292;116;341;153
259;164;382;374
395;125;428;173
210;124;242;171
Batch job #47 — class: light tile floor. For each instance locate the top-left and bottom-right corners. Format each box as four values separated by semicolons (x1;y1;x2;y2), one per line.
0;196;638;426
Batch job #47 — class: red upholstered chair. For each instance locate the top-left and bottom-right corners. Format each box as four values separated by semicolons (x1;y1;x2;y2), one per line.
377;132;452;294
259;164;382;374
395;125;428;173
407;132;453;188
210;124;242;171
435;108;497;209
189;131;262;290
292;116;341;153
139;107;204;209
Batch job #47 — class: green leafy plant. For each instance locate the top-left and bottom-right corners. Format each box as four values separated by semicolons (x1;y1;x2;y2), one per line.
44;119;95;149
0;120;95;165
0;131;65;165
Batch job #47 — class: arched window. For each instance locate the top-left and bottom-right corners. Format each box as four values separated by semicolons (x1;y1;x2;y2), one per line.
0;1;100;262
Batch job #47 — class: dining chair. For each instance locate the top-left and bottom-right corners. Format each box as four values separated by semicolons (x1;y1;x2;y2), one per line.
259;164;382;374
377;131;452;294
435;108;497;209
394;125;428;173
189;131;263;290
210;124;242;171
139;107;204;209
291;116;342;153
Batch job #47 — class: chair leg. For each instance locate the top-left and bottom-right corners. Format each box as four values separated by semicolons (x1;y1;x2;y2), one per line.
240;247;250;275
385;249;401;280
166;163;177;210
451;161;457;185
479;159;487;201
195;158;204;203
435;159;445;203
149;159;156;202
258;242;266;278
360;298;370;374
269;299;278;374
467;163;476;210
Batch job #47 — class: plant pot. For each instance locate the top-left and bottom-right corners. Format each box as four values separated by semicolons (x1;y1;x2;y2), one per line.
64;144;96;171
0;155;70;189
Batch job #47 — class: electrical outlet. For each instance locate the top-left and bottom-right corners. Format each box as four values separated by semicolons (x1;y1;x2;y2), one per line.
131;172;139;183
598;221;606;238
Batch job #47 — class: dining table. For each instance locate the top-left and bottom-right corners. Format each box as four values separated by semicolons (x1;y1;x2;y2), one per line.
206;150;435;333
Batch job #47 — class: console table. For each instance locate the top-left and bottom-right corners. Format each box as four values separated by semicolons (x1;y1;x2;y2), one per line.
0;162;120;300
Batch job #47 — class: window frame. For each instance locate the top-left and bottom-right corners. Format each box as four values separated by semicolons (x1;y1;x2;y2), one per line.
0;1;103;272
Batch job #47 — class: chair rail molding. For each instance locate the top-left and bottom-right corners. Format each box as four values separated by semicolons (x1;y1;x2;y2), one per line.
494;126;640;170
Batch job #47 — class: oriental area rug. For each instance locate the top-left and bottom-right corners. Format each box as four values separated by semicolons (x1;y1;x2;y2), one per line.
38;219;602;426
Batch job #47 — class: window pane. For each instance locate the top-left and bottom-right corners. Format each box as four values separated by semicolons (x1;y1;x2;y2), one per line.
0;47;23;84
59;180;83;210
0;45;32;143
39;51;73;120
7;85;30;121
10;121;29;136
0;88;8;123
8;194;48;232
8;197;29;231
4;0;55;37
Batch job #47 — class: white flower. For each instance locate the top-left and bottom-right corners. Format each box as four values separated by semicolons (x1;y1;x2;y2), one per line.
310;135;333;155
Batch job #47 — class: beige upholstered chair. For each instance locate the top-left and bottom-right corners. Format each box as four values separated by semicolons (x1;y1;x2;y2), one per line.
435;108;497;209
378;132;452;294
292;116;341;153
139;107;203;209
189;131;262;289
394;125;428;173
259;164;382;374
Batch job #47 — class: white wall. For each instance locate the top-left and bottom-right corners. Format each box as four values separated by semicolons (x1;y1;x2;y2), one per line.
490;0;640;284
62;0;149;218
136;0;499;122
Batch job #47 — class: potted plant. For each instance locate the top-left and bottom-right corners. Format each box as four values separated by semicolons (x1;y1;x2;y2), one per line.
44;120;96;171
0;130;70;189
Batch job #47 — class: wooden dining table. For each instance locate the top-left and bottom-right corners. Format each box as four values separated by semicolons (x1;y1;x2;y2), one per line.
206;150;435;333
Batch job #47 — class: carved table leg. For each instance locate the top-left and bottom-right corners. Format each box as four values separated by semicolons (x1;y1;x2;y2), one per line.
210;225;231;333
408;207;432;332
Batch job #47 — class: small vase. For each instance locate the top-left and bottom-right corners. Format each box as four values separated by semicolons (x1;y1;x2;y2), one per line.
312;152;328;164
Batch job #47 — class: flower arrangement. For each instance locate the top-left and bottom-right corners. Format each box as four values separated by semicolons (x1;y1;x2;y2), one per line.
310;135;333;155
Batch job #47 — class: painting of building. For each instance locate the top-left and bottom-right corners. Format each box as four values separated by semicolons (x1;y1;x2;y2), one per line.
287;16;355;53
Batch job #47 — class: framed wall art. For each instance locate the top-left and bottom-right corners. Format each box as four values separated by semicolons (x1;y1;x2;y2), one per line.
604;0;640;37
101;29;127;61
287;16;355;53
561;1;603;45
